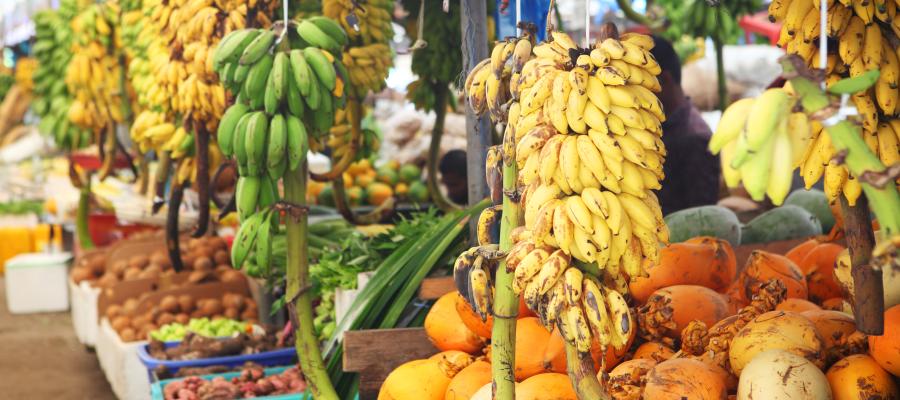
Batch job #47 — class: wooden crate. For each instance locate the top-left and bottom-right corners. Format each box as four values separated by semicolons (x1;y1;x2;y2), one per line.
344;237;823;398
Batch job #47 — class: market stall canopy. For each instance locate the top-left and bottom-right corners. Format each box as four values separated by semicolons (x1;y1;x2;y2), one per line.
1;0;54;46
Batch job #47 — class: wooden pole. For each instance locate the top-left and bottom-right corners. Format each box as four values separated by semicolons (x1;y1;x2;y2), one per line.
461;0;491;240
840;195;884;334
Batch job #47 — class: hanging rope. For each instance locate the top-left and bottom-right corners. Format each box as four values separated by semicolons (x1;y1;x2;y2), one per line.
585;0;590;46
410;0;427;50
818;0;827;71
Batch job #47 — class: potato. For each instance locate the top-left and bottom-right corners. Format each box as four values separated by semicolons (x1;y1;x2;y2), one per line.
737;349;832;400
71;267;92;283
193;256;213;271
88;256;106;274
111;316;132;332
123;298;139;315
222;293;245;310
175;313;190;324
209;236;228;251
128;255;150;270
138;264;162;280
150;251;169;268
188;270;213;284
241;308;258;321
181;254;197;269
190;309;205;319
132;314;151;329
201;299;224;316
123;267;142;281
160;295;179;313
178;294;195;313
119;328;136;342
106;304;123;320
224;307;240;319
219;270;244;284
213;250;229;265
110;260;128;275
156;312;176;326
195;245;213;258
215;265;232;276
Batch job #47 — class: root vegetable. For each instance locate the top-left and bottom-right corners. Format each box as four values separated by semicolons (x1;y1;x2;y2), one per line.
219;269;244;284
213;250;229;265
826;354;899;400
178;295;195;313
737;349;832;400
112;316;132;332
106;304;123;320
629;237;737;304
637;285;739;344
643;358;730;400
120;328;136;342
129;255;150;270
729;310;825;375
193;256;213;271
160;295;179;313
423;292;485;354
868;304;900;376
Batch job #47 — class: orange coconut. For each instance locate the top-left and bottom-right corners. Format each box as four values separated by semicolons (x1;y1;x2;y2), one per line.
517;373;577;400
514;317;553;380
826;354;900;400
632;341;675;362
797;243;844;303
734;251;808;303
868;304;900;376
425;292;485;354
643;358;730;399
444;360;492;400
543;323;634;374
629;237;737;304
775;298;822;313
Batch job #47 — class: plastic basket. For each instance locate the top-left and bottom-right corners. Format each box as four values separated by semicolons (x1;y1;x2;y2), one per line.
150;366;312;400
137;340;297;380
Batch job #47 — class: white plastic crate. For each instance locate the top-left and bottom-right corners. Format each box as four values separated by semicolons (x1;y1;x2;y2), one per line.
4;252;71;314
69;278;101;346
96;318;150;400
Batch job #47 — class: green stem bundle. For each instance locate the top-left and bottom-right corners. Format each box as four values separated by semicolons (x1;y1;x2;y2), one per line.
285;162;339;400
76;179;94;250
565;342;608;399
492;139;520;399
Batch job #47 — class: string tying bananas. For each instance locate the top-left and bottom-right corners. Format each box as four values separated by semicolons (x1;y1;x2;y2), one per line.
456;30;668;356
769;0;900;202
214;16;350;269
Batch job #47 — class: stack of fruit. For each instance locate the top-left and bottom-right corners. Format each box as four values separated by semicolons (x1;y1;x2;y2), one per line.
460;29;669;357
322;0;394;98
31;0;92;150
768;0;900;205
309;160;429;207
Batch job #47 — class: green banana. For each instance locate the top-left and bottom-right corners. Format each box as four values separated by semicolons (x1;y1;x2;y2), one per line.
303;47;337;91
308;16;348;47
231;207;263;267
263;66;279;115
267;114;287;172
245;111;268;177
258;176;279;209
286;114;309;171
234;63;251;86
233;113;253;175
332;59;350;109
286;75;306;117
289;49;312;97
215;29;260;68
244;53;274;102
272;51;288;104
297;20;340;53
239;29;275;65
217;103;249;157
254;211;274;271
305;70;321;110
313;81;333;134
236;176;261;221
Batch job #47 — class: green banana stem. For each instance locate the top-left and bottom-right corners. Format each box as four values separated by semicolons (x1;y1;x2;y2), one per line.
285;161;339;400
615;0;661;31
565;342;609;399
426;84;462;212
76;178;94;250
781;56;900;237
492;131;521;400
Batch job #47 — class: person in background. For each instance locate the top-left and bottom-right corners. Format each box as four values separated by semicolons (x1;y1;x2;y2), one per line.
650;35;721;215
439;149;468;205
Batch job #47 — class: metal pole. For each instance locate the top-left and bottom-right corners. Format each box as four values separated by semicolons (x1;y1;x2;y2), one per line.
461;0;491;240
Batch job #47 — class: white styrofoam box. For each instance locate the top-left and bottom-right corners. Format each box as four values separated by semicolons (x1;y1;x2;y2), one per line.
69;279;101;346
96;318;150;400
4;252;72;314
334;271;375;330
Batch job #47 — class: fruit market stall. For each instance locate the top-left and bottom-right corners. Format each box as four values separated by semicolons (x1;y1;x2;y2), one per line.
0;0;899;399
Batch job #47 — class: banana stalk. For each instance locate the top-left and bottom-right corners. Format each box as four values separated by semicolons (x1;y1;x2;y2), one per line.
713;7;728;111
565;341;609;399
492;120;520;400
285;162;338;400
426;84;463;212
76;178;94;250
192;124;210;237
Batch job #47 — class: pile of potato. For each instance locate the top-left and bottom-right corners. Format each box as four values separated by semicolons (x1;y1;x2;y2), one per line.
107;292;259;342
71;235;236;288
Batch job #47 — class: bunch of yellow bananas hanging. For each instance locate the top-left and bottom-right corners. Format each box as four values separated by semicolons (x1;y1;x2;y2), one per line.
13;58;38;92
130;112;193;158
65;2;126;132
457;30;668;356
769;0;900;204
323;0;394;97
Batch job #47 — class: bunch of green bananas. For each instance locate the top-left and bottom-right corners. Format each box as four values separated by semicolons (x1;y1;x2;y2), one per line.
323;0;394;98
769;0;900;204
317;107;380;161
402;0;463;111
32;0;93;150
216;17;350;269
456;30;669;356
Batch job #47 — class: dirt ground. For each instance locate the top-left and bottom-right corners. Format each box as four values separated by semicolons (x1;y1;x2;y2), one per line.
0;277;116;399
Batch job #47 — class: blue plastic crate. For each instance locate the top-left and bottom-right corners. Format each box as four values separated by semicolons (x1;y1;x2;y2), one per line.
150;366;314;400
137;340;297;381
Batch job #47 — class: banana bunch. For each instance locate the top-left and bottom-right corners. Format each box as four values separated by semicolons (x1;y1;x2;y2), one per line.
323;0;394;97
32;1;92;150
768;0;900;201
315;107;380;161
65;2;126;132
214;17;349;267
457;30;667;355
13;58;38;92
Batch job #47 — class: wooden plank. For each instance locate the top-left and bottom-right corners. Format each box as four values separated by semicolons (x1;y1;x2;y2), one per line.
418;276;456;300
461;0;491;243
343;328;437;400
